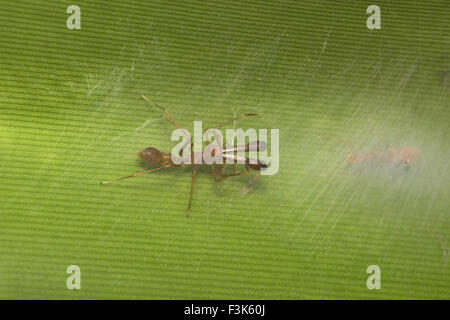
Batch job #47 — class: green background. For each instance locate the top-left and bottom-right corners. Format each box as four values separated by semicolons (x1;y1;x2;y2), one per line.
1;0;449;299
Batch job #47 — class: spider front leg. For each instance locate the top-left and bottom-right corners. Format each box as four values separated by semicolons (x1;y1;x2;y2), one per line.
211;164;249;182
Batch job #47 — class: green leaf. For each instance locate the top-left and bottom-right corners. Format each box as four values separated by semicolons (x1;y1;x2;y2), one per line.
0;0;449;299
